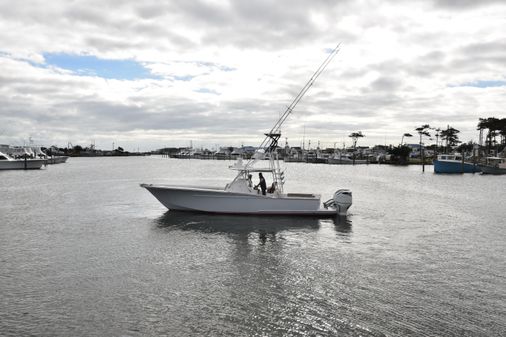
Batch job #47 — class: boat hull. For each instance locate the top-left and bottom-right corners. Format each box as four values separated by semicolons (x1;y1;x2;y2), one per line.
141;184;331;215
0;159;46;170
283;157;304;162
328;158;367;165
478;165;506;175
433;160;480;173
47;156;69;164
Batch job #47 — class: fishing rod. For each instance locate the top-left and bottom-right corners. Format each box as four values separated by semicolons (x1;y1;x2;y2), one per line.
247;44;341;164
271;43;340;135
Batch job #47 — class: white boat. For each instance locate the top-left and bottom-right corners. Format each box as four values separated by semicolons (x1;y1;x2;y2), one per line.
2;145;68;165
46;156;69;164
142;154;352;216
0;151;46;170
141;45;352;216
29;146;69;164
328;153;367;165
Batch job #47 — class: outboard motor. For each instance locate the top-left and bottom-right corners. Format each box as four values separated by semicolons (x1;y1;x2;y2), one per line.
333;189;352;216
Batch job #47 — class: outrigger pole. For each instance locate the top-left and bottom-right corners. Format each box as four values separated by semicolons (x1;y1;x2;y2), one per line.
247;44;341;166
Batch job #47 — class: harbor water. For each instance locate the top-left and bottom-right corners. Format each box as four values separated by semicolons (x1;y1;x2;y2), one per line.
1;156;505;336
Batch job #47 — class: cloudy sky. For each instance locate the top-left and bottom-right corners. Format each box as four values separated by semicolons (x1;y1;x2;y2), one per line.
1;0;505;151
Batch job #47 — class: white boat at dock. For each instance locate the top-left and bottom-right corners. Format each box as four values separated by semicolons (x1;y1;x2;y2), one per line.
2;145;68;165
142;45;352;217
0;150;46;170
327;152;367;165
45;155;69;164
30;146;69;164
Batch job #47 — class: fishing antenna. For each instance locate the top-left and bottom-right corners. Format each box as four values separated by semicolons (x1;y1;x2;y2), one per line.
250;44;341;163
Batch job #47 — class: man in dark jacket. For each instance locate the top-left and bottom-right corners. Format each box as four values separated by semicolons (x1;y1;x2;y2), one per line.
255;173;267;195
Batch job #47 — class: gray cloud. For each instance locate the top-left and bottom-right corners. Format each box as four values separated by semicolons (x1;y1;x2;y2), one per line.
432;0;506;9
1;0;505;149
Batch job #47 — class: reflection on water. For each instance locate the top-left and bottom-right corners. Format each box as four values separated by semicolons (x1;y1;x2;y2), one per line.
155;211;354;246
331;215;353;234
155;210;323;233
152;211;380;336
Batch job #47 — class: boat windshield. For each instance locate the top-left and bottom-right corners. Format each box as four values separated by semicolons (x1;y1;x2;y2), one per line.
438;154;460;160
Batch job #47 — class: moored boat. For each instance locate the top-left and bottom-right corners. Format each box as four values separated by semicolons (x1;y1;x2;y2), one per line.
433;154;480;173
2;145;69;165
46;156;69;164
478;157;506;175
0;151;46;170
328;152;367;165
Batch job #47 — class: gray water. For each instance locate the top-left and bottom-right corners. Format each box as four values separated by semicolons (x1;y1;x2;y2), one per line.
1;156;505;336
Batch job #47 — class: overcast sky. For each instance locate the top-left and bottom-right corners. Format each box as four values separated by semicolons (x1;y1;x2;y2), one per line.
1;0;505;151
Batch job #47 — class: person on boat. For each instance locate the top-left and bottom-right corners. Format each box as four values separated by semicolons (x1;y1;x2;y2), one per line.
247;174;253;188
255;173;267;195
267;182;276;194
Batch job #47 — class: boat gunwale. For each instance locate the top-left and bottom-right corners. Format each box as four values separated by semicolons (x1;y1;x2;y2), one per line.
140;183;321;200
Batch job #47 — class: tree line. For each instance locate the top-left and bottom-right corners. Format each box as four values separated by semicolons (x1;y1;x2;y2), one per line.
384;117;505;165
477;117;506;153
